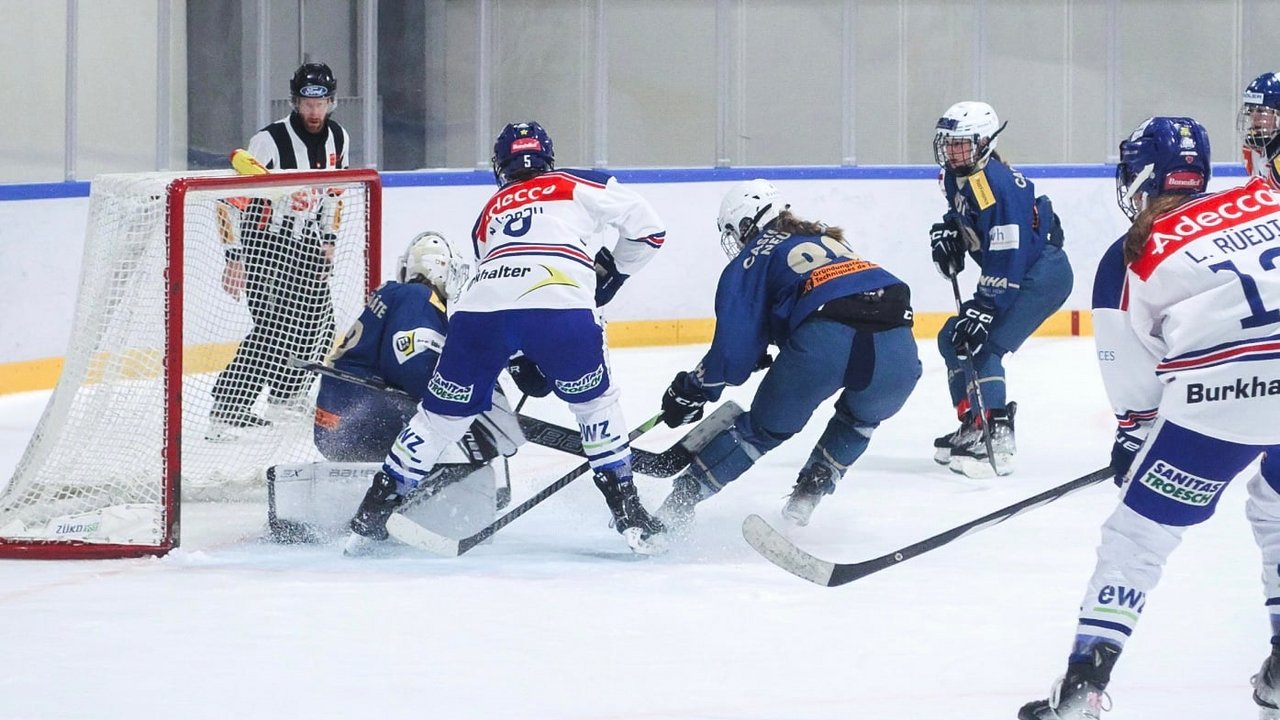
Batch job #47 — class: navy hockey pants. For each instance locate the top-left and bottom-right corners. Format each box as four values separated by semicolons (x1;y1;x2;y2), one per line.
938;244;1074;411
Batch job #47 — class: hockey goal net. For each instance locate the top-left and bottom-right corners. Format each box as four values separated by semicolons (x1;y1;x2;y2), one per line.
0;169;381;558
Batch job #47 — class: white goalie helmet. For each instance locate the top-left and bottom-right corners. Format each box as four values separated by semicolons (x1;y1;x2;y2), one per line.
398;231;471;301
717;179;786;258
933;101;1004;176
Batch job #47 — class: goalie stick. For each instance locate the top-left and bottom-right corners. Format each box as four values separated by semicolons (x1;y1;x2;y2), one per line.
742;465;1112;587
386;413;666;557
289;358;729;477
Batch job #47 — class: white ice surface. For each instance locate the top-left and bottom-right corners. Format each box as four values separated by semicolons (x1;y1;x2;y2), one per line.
0;339;1265;720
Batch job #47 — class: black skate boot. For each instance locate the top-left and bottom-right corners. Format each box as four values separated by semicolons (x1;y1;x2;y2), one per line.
1252;641;1280;719
782;461;840;527
205;406;272;442
1018;642;1119;720
951;402;1017;478
933;413;979;465
655;472;710;536
344;471;406;556
594;467;666;555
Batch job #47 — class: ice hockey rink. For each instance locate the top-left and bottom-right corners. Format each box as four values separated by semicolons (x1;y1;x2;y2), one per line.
0;337;1266;720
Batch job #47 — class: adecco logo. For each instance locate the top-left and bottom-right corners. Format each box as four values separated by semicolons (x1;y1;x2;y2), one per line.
1132;177;1280;280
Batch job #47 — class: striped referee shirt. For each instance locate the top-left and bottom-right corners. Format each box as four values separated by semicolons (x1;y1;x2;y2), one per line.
247;112;349;170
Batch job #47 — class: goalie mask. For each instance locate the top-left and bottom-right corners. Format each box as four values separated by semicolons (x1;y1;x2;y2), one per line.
492;121;555;186
717;179;786;258
399;231;471;302
1240;72;1280;185
933;101;1006;176
1115;116;1211;221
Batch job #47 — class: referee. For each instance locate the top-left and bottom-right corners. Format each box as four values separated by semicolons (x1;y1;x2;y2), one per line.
208;62;352;441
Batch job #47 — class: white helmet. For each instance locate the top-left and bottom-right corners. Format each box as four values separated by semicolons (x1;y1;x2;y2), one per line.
933;101;1003;176
717;179;786;257
398;231;470;301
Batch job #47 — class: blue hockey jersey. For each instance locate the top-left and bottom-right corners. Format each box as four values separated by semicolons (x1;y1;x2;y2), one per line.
319;280;448;406
943;160;1057;312
694;225;907;399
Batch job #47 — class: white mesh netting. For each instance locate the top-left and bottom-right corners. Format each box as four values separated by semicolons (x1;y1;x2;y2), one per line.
0;170;375;552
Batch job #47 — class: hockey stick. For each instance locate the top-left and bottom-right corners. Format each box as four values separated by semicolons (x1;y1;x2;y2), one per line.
949;274;999;477
742;465;1112;587
290;358;728;477
386;413;666;557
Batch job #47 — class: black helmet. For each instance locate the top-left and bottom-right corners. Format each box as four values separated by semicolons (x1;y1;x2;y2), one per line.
290;62;337;99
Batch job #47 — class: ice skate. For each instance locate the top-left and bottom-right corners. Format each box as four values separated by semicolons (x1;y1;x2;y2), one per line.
594;469;666;555
655;473;707;536
343;471;405;556
950;402;1016;478
933;414;979;465
781;461;839;527
1253;646;1280;719
1019;642;1117;720
204;408;272;443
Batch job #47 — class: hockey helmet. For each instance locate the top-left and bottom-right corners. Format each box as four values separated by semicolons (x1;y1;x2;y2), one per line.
1240;72;1280;184
717;179;786;258
1115;117;1211;221
491;122;555;186
290;62;337;100
933;101;1005;176
399;231;471;301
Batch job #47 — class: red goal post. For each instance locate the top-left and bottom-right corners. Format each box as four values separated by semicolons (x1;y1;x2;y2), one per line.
0;169;381;559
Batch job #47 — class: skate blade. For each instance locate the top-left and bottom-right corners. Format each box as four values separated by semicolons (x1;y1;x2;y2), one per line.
342;531;386;557
621;527;667;556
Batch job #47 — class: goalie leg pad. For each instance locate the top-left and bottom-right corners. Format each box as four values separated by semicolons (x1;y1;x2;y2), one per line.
267;461;498;543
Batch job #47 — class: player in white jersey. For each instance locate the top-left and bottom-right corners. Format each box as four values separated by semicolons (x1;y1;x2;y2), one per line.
1020;119;1280;719
345;121;670;555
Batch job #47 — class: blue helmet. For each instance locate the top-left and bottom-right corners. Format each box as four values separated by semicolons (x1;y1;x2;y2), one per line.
491;122;555;185
1115;116;1211;221
1240;72;1280;183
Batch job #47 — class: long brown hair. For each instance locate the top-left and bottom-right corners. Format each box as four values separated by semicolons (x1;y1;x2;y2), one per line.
771;209;847;245
1123;194;1197;265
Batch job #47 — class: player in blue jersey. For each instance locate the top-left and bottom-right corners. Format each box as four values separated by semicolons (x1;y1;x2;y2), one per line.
1241;71;1280;187
345;121;669;555
929;101;1074;478
1020;117;1280;720
655;179;921;530
313;230;519;466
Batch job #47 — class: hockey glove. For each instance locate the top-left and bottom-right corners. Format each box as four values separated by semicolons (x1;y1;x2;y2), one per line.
1110;428;1144;488
507;355;553;398
594;247;630;306
929;216;966;278
661;371;708;428
951;299;996;358
754;350;774;373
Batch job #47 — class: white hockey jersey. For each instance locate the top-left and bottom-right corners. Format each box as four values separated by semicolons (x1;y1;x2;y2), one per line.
1091;237;1161;440
456;169;666;312
1127;177;1280;444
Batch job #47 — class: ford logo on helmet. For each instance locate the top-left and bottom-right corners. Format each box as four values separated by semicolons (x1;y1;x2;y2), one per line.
299;84;330;98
